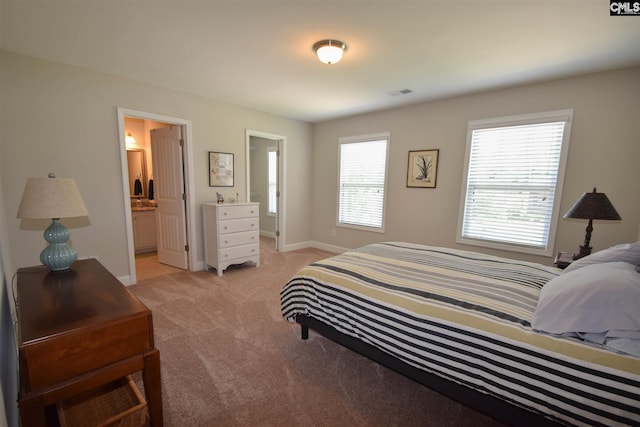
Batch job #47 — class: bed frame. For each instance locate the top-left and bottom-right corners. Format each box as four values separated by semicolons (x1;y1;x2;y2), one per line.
296;314;563;427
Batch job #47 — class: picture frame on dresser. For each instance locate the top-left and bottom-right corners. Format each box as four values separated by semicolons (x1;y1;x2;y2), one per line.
209;151;234;187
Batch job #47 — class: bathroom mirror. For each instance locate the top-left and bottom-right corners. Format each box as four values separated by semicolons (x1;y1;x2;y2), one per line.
127;149;147;198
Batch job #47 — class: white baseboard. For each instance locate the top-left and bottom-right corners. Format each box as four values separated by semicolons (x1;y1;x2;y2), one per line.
281;240;312;252
309;241;348;254
281;240;346;254
117;275;133;286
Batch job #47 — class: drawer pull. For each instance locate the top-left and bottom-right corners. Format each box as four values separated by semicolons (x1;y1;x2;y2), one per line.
251;224;255;227
224;226;228;230
224;240;228;244
223;212;228;216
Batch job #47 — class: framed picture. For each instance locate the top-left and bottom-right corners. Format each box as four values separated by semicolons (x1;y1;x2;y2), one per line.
407;149;439;188
209;151;234;187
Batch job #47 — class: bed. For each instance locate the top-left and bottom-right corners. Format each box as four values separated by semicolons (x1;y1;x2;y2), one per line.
280;242;640;426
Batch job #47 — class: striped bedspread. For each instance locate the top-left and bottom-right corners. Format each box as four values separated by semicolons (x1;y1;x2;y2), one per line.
280;242;640;426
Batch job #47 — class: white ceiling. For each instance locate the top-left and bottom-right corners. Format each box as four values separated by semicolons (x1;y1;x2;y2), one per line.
2;1;639;123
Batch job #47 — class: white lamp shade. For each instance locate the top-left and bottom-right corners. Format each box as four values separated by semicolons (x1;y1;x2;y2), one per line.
17;175;89;219
314;40;346;65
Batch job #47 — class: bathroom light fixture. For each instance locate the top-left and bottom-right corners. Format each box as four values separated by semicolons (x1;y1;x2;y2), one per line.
17;173;89;271
125;132;136;146
313;39;347;65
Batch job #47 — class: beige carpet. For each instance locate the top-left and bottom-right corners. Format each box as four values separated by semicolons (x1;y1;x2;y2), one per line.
130;238;503;426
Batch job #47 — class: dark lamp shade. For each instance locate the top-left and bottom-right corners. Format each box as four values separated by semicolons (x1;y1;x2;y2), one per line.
563;188;621;221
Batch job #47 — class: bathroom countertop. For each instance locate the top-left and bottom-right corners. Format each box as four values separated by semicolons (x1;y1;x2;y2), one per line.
131;206;156;212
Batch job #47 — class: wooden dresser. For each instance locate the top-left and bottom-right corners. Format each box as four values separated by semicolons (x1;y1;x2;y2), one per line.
203;202;260;276
16;259;163;426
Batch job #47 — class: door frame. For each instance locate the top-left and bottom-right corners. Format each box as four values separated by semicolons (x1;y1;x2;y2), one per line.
117;107;197;284
245;129;286;251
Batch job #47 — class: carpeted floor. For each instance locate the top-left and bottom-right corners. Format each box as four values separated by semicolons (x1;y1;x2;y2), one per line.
129;238;504;426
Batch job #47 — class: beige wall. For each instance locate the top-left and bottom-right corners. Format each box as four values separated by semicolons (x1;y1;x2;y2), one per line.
2;50;639;282
0;51;313;280
311;67;640;265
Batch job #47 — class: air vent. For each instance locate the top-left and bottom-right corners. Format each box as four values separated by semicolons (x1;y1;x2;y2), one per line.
389;89;413;96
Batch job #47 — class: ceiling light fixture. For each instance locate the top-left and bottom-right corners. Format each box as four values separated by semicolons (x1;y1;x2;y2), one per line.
313;39;347;65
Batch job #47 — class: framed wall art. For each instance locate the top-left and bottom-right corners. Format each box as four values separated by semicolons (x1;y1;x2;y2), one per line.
407;149;439;188
209;151;234;187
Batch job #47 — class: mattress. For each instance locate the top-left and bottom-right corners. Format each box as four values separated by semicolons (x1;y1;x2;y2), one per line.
280;242;640;426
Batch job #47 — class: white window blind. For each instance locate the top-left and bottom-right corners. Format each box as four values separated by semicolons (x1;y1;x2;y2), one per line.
458;110;572;255
338;134;389;231
268;148;277;215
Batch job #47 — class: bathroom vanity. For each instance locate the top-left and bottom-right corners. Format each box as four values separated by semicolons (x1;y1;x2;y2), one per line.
132;208;157;253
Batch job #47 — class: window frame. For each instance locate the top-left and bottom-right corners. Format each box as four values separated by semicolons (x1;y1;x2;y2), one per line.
336;132;390;233
456;110;573;256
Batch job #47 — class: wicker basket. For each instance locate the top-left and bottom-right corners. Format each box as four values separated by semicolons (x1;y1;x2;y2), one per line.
57;376;147;427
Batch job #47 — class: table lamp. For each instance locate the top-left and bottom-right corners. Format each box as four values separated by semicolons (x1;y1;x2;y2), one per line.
563;187;621;260
16;173;89;272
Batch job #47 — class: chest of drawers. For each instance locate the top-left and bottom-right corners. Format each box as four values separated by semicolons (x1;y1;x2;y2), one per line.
203;202;260;276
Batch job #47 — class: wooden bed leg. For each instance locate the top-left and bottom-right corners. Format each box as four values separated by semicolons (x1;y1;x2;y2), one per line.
301;324;309;340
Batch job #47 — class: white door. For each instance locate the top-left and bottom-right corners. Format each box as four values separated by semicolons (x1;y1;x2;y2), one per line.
151;126;188;269
274;139;282;251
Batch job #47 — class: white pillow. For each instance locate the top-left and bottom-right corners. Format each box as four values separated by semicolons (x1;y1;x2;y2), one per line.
532;262;640;335
564;241;640;273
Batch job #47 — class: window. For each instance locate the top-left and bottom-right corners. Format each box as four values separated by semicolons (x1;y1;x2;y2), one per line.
268;147;277;216
457;110;573;256
338;133;390;232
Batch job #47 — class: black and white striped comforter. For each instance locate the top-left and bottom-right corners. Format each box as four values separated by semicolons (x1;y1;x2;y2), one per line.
280;242;640;426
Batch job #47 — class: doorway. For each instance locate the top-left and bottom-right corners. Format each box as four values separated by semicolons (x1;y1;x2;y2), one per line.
117;108;197;285
246;129;286;251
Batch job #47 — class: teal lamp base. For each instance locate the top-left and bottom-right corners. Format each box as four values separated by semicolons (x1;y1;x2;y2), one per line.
40;219;77;272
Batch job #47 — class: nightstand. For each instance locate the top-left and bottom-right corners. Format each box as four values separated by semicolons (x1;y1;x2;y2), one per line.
554;252;574;270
